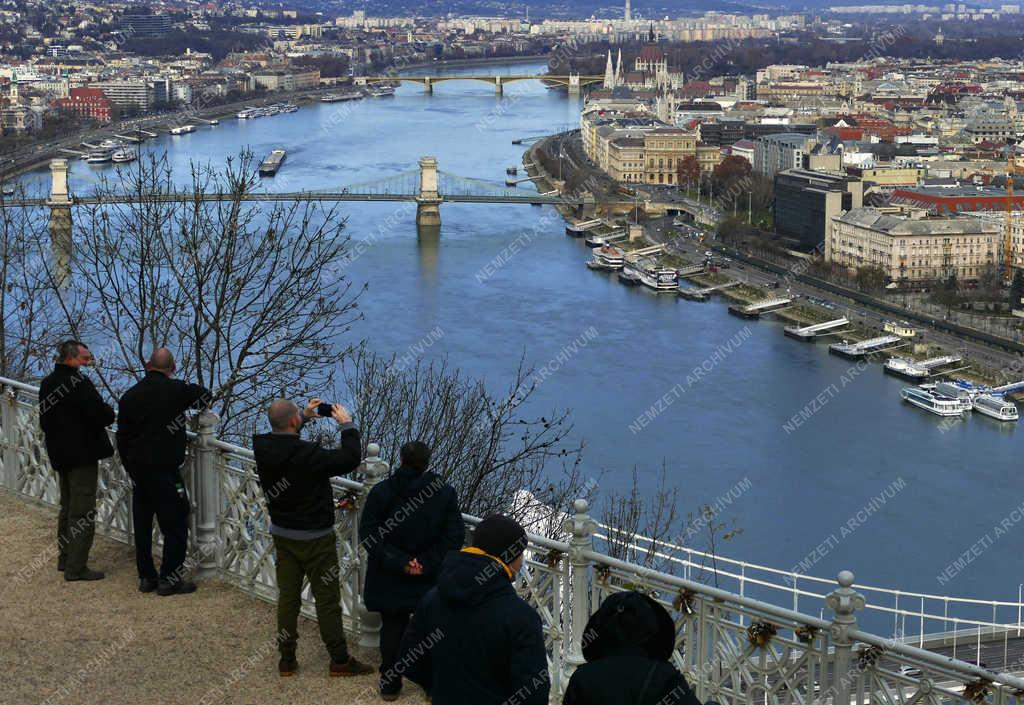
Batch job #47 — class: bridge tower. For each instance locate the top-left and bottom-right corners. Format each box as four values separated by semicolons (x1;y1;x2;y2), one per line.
416;156;443;227
423;77;433;94
568;73;581;97
47;158;73;287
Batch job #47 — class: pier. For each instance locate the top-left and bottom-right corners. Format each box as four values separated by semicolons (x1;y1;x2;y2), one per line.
884;354;964;380
678;280;739;301
624;244;665;260
113;133;142;143
828;334;903;359
584;229;626;247
783;317;851;340
505;174;543;186
728;296;793;319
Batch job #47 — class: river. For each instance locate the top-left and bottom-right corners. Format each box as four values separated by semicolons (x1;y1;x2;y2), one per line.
21;60;1020;629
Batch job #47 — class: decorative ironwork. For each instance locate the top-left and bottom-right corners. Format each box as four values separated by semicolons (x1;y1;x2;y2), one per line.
746;620;777;648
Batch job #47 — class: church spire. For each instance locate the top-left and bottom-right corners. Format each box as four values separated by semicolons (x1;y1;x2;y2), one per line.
603;50;615;89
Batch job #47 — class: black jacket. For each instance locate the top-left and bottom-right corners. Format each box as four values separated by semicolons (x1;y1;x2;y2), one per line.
563;591;701;705
38;364;115;473
399;550;549;705
359;466;464;613
251;424;361;532
116;370;210;474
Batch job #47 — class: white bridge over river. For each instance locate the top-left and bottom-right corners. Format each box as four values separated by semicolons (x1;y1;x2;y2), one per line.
4;375;1024;703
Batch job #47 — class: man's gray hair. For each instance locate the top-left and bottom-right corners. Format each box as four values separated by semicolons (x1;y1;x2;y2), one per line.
56;339;86;363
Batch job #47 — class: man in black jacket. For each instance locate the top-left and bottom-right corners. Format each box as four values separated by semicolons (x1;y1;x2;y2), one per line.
399;514;549;705
562;590;702;705
116;348;211;596
252;397;374;679
359;440;464;701
39;340;116;582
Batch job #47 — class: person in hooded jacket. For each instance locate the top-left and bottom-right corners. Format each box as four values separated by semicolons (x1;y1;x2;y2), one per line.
562;590;702;705
397;514;549;705
359;440;464;701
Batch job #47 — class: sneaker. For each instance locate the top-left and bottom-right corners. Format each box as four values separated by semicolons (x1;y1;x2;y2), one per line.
139;578;159;593
329;657;374;677
157;579;198;596
279;657;299;677
64;568;105;582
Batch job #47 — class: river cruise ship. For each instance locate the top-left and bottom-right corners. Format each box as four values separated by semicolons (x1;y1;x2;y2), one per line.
972;394;1019;422
900;387;965;417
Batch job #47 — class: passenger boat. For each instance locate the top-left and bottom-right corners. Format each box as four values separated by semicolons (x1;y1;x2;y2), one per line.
1;186;14;196
633;258;679;291
85;149;113;164
259;148;287;176
972;394;1019;422
585;230;624;248
506;166;517;176
899;387;965;417
111;147;138;163
884;357;929;381
588;245;626;271
370;86;395;97
169;124;196;135
919;382;974;412
281;103;299;113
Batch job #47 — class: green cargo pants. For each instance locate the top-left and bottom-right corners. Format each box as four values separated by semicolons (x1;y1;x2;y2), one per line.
273;532;349;662
57;463;99;576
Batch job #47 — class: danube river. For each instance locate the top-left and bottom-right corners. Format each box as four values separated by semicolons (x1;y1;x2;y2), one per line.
23;60;1020;626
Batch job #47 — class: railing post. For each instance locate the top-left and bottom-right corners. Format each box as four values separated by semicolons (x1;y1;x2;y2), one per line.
561;498;597;678
355;442;389;652
193;410;221;577
2;384;18;493
826;570;866;705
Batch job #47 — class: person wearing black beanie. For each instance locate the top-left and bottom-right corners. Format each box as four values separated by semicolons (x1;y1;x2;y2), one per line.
397;514;549;705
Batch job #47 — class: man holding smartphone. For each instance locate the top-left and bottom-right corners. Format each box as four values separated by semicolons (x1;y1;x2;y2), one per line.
252;396;374;679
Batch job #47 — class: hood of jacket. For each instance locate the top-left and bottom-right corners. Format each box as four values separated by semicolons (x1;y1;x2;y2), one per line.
582;591;676;662
436;549;514;608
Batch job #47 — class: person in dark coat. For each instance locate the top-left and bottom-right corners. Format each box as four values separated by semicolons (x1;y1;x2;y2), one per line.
252;397;373;679
398;514;549;705
358;440;464;701
116;348;211;596
562;590;702;705
38;340;116;582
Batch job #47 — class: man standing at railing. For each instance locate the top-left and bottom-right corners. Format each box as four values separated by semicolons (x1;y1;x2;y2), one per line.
359;440;464;702
38;339;116;582
116;348;211;596
252;397;374;679
398;514;549;705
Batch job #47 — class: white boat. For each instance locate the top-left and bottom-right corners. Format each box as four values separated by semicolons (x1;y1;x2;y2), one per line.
281;103;299;113
884;357;929;380
98;138;123;149
919;381;974;412
972;394;1019;421
237;109;256;119
111;147;137;163
900;387;965;417
169;124;196;135
370;86;395;97
85;149;113;164
632;258;679;291
588;245;626;271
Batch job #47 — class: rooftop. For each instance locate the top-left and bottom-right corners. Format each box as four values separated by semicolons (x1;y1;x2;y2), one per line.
835;206;1001;235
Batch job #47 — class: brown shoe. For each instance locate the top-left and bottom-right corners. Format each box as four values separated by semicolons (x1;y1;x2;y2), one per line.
329;657;374;677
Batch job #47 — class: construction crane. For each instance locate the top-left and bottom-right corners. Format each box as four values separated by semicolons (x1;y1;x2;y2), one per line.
1006;152;1015;283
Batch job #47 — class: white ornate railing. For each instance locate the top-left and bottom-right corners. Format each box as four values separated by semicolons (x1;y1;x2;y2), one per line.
4;376;1024;705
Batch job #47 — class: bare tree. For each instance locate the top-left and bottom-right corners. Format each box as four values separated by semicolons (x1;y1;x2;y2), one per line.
341;347;589;533
44;151;363;439
601;466;680;571
0;183;74;379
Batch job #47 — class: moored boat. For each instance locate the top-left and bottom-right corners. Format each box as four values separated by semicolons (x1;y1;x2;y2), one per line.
884;357;929;381
617;269;641;286
588;245;626;271
259;148;287;176
972;394;1019;421
85;148;113;164
111;147;138;163
632;258;678;291
900;387;965;417
169;124;196;135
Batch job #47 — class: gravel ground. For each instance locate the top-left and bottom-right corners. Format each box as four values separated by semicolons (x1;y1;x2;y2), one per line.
0;493;427;705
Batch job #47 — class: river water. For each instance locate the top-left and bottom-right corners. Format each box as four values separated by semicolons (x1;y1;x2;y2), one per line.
22;60;1020;628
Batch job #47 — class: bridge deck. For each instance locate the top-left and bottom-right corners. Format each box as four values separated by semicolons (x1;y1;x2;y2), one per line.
1;494;387;705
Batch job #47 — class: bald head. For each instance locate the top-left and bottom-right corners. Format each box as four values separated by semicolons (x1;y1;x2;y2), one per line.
268;399;301;433
147;347;176;376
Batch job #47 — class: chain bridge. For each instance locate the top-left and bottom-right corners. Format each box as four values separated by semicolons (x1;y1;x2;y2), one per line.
353;73;604;95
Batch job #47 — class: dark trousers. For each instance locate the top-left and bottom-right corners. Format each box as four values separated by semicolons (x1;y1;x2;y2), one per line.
57;463;99;575
131;468;190;582
273;533;349;662
379;611;411;693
